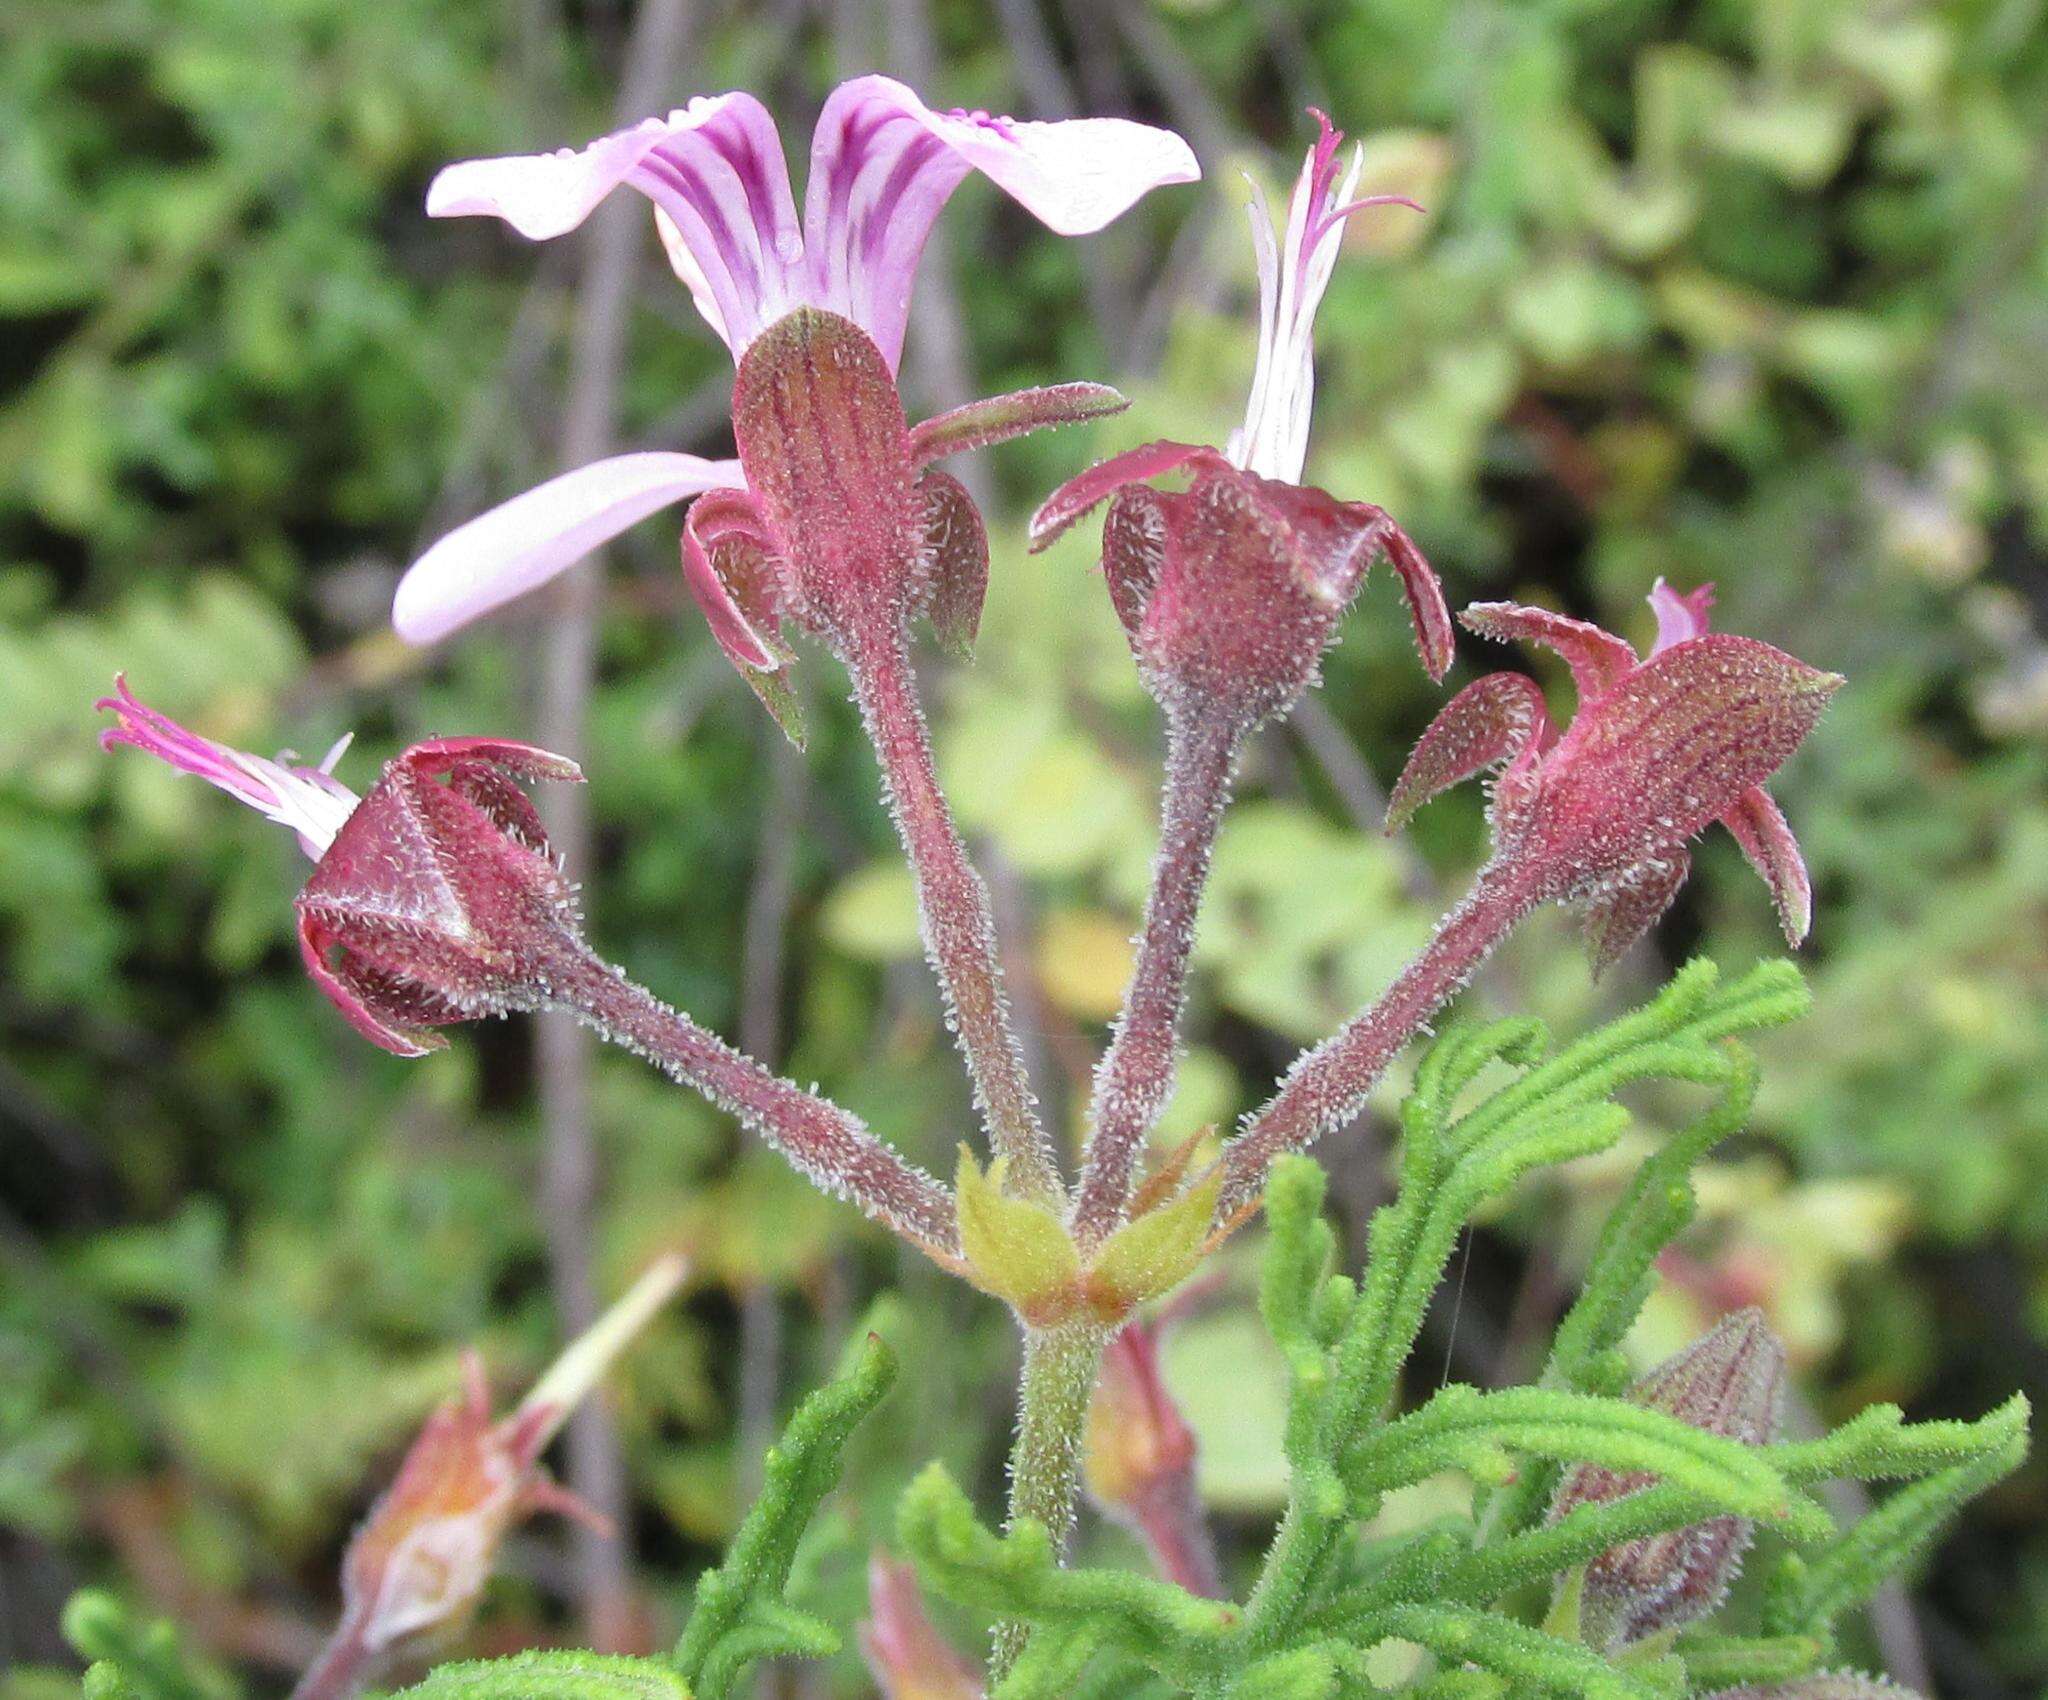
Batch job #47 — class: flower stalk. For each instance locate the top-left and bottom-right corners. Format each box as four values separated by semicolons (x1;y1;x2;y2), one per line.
1074;708;1239;1247
995;1321;1109;1672
850;626;1063;1206
1217;859;1543;1226
546;945;962;1256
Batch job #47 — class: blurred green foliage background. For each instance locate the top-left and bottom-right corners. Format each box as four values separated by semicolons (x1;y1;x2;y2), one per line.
3;0;2045;1693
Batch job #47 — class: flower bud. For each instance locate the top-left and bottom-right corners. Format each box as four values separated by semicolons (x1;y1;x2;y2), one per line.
321;1258;682;1670
293;738;587;1056
1034;446;1451;736
858;1553;985;1700
1083;1321;1222;1596
1549;1307;1786;1646
96;679;588;1058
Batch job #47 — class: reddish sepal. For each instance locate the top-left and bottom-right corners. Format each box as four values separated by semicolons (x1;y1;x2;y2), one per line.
910;382;1126;467
1720;784;1812;946
1387;672;1549;833
917;467;990;658
1027;440;1209;552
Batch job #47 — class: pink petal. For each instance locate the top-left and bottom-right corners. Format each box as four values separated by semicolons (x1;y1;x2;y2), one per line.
429;95;803;355
97;675;360;857
1027;440;1212;551
1227;111;1415;484
395;452;745;645
1461;601;1641;700
1720;784;1812;945
803;76;1198;370
1648;578;1717;656
1386;672;1550;831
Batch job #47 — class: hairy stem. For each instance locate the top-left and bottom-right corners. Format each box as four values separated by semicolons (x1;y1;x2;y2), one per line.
848;629;1063;1204
1074;709;1240;1248
546;948;960;1259
1215;860;1544;1227
995;1321;1110;1673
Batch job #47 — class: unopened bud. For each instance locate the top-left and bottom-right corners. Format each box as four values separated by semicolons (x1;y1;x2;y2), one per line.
316;1258;683;1675
295;737;588;1056
858;1553;984;1700
1083;1322;1222;1596
1549;1307;1786;1646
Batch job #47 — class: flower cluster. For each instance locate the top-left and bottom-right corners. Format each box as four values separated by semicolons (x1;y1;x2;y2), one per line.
92;84;1862;1700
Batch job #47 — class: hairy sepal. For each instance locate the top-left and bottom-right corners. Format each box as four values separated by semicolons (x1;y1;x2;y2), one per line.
731;308;922;644
1720;786;1812;946
1579;851;1691;979
295;741;585;1054
681;491;807;747
1387;672;1549;833
1461;601;1638;698
917;468;990;658
1526;636;1840;898
1027;439;1207;552
910;383;1127;466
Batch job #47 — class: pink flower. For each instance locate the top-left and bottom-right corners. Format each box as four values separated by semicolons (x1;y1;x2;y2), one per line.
1387;581;1840;970
98;676;585;1056
1029;112;1449;732
393;78;1196;649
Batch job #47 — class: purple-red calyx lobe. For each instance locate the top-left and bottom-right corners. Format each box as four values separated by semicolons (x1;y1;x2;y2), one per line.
1389;582;1840;968
1030;442;1454;731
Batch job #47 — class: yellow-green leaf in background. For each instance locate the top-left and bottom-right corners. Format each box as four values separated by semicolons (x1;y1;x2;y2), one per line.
1038;908;1137;1021
819;861;921;961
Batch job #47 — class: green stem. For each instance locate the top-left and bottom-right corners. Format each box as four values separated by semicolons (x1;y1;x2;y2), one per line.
994;1322;1109;1675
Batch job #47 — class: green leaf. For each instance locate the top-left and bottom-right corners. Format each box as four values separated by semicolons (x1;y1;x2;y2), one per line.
897;1463;1236;1693
1762;1395;2029;1638
63;1592;229;1700
401;1653;694;1700
673;1332;898;1700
